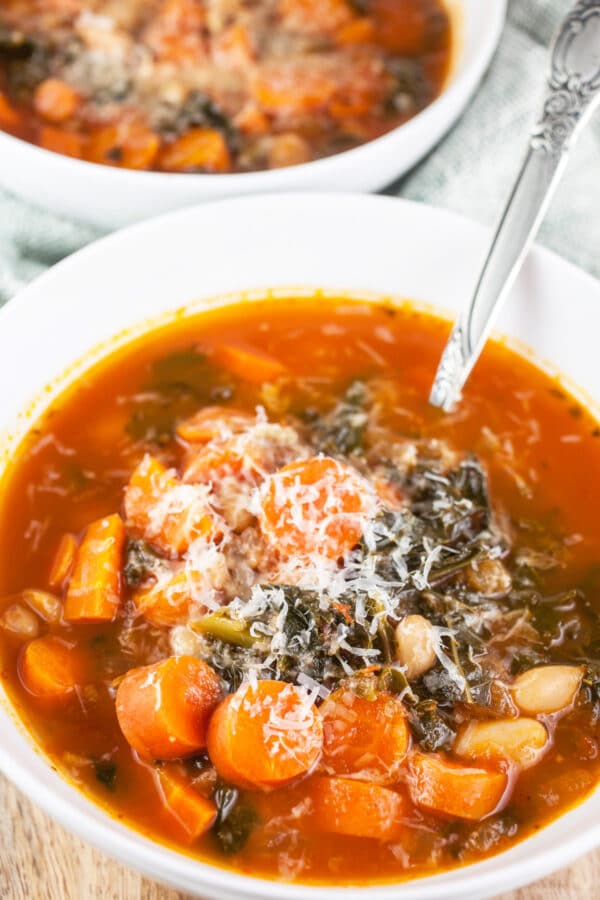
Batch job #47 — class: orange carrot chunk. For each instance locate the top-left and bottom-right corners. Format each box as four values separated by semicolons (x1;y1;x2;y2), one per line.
144;0;207;61
64;514;125;623
280;0;355;33
124;455;217;556
370;0;431;54
176;406;255;444
133;565;224;628
158;128;230;172
0;92;23;129
39;126;84;159
156;766;217;841
133;570;193;627
33;78;80;123
310;775;406;841
320;689;410;784
213;343;287;384
408;753;507;820
85;118;160;170
48;532;78;589
259;456;374;560
207;680;323;790
116;656;222;760
20;636;84;700
252;65;336;114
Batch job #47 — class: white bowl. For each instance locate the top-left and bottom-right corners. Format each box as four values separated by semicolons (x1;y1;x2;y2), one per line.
1;193;598;899
0;0;505;230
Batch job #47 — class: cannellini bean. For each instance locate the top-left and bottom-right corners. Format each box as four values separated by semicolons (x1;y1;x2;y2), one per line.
0;603;40;639
169;624;207;657
511;665;584;715
22;589;62;624
395;614;437;680
466;559;512;596
454;717;549;769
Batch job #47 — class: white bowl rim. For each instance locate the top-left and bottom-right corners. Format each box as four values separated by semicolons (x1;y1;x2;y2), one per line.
0;191;598;900
0;0;506;187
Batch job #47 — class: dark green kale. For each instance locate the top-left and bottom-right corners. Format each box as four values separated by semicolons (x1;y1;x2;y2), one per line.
123;540;161;587
156;90;239;152
407;699;455;752
311;380;369;456
194;584;380;691
94;759;117;790
125;347;235;445
0;26;35;59
212;781;257;855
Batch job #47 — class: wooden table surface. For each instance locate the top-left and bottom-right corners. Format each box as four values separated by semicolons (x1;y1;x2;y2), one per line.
2;773;598;900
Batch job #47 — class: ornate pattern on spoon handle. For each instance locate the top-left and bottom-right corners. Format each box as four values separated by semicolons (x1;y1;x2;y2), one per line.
532;1;600;155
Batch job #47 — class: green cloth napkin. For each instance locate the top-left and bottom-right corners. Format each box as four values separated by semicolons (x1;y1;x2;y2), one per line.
0;0;597;305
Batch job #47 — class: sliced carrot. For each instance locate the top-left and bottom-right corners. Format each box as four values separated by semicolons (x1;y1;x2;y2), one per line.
336;17;376;44
207;680;323;790
144;0;206;61
64;514;125;623
234;102;270;136
156;766;217;841
116;656;222;760
182;421;304;504
48;532;78;589
39;126;84;159
310;775;406;841
124;455;217;556
176;406;254;444
86;118;160;170
370;0;432;54
33;79;80;123
252;66;336;114
259;456;374;560
158;128;230;173
133;564;225;627
133;569;192;627
408;753;507;820
213;343;287;384
280;0;354;33
20;636;84;700
213;23;255;66
182;439;249;486
0;91;22;129
319;689;410;784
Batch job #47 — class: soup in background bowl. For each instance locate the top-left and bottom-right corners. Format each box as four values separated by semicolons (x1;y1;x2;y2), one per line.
0;1;506;228
0;194;598;900
0;0;452;173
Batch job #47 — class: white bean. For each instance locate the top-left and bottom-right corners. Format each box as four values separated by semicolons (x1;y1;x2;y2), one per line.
0;603;40;640
22;589;62;624
169;624;206;657
454;717;548;769
395;614;436;680
511;665;584;715
466;559;512;596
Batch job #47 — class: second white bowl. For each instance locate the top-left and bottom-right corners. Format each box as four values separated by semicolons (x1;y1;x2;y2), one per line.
0;0;505;229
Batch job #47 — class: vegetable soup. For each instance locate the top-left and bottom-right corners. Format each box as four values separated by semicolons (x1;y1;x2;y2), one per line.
1;296;600;886
0;0;452;172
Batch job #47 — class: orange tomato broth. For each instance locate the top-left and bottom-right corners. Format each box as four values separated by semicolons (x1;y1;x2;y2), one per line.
0;295;600;885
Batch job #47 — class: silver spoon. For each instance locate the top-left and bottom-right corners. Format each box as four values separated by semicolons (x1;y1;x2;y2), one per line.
429;0;600;413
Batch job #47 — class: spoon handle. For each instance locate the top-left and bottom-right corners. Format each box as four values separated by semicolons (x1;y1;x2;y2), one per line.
430;0;600;413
